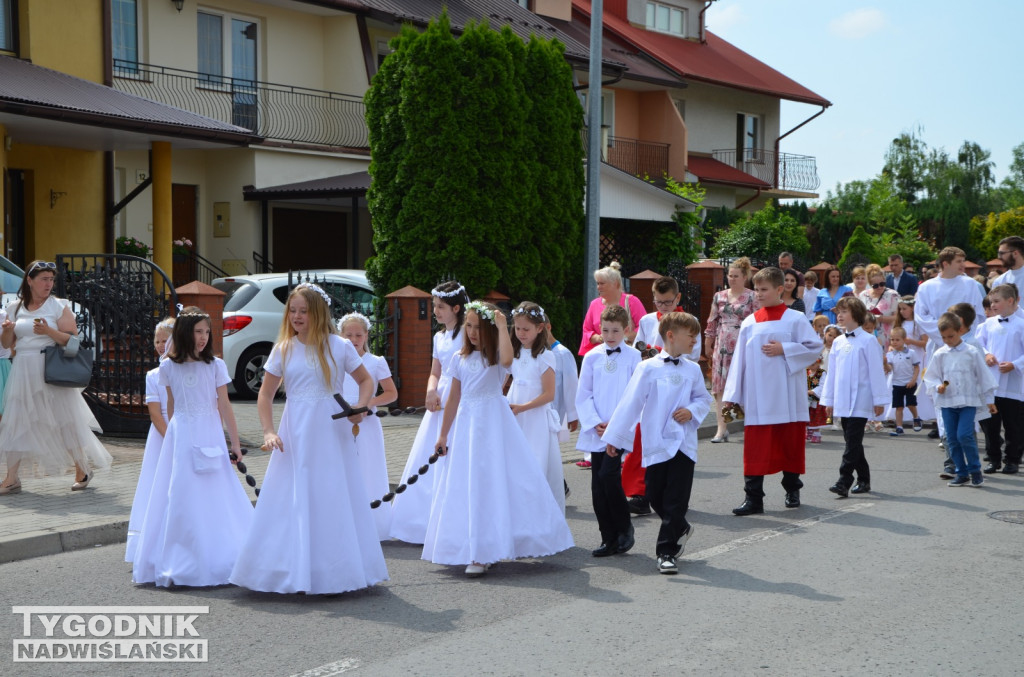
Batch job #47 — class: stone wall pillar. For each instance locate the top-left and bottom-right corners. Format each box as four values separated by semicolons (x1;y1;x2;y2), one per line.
628;269;660;314
176;281;225;356
686;260;724;328
386;285;433;408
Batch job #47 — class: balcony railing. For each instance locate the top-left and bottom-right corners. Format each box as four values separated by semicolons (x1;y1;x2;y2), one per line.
711;148;820;192
113;60;368;149
583;129;669;180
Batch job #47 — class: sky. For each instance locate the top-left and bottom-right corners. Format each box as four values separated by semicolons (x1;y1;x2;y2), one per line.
705;0;1024;202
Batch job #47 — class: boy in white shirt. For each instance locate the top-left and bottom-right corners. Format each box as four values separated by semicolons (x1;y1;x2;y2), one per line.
575;305;641;557
924;313;999;487
885;326;922;435
978;284;1024;474
545;323;579;442
821;297;889;496
603;312;713;574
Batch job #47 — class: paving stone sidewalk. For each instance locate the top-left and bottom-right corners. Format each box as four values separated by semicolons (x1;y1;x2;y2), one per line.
0;400;729;564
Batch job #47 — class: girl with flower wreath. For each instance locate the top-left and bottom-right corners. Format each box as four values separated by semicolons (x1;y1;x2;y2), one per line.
507;301;566;513
425;301;573;577
390;280;468;544
229;284;386;595
339;311;398;541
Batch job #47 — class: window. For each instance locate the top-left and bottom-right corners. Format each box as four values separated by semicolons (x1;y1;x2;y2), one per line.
581;89;615;137
673;98;685;122
515;0;530;8
376;39;392;70
1;0;15;53
736;112;762;160
111;0;138;71
197;11;258;129
645;2;685;36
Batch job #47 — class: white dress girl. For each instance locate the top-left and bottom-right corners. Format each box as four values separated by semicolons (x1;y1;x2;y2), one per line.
132;358;253;587
390;328;463;543
0;296;110;477
230;335;388;594
342;350;393;541
125;367;168;562
507;348;565;513
423;351;574;566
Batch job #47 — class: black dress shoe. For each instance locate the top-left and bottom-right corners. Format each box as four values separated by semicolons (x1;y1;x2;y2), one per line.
983;463;1001;474
591;542;618;557
617;523;635;554
627;495;652;516
732;499;764;516
1001;463;1019;475
850;482;871;494
784;491;800;508
829;483;849;498
927;428;940;439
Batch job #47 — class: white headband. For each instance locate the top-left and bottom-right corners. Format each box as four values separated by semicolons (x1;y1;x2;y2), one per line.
338;312;371;332
511;305;546;321
431;284;466;299
176;303;209;318
296;282;332;307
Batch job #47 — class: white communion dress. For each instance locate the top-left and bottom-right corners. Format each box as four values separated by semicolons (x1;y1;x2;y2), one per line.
422;350;574;566
229;335;388;594
125;366;168;562
389;328;463;543
132;358;253;587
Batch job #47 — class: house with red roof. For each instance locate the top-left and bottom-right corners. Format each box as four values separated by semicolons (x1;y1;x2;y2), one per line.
542;0;831;210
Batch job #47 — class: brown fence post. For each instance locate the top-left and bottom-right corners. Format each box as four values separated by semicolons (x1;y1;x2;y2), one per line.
686;260;724;329
386;285;433;408
176;281;226;357
628;269;660;313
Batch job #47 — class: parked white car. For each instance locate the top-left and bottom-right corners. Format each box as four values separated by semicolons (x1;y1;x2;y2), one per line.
212;270;375;398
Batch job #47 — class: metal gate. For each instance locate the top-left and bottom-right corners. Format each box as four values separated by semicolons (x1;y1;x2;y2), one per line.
56;254;178;437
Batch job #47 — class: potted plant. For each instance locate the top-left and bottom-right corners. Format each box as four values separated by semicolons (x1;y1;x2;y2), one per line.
115;236;152;258
172;238;193;262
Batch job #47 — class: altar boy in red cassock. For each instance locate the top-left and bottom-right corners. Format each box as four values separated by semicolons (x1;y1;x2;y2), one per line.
722;267;824;515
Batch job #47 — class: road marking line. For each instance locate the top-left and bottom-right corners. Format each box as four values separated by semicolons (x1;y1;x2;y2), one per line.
684;502;874;562
289;657;361;677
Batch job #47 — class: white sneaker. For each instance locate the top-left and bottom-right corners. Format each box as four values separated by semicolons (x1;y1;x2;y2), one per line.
465;563;487;577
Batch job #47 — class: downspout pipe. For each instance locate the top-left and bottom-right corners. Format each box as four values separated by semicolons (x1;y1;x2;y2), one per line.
699;1;715;43
773;104;828;188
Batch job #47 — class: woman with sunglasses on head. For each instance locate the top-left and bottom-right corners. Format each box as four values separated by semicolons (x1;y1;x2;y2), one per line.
0;261;111;495
858;263;901;343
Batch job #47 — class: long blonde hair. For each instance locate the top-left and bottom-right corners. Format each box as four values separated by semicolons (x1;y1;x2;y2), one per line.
277;285;338;388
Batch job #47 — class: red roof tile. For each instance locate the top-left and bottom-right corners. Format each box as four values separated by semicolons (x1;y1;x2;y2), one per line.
571;1;831;106
686;155;770;189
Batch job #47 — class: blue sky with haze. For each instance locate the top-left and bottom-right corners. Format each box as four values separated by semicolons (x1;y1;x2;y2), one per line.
706;1;1022;201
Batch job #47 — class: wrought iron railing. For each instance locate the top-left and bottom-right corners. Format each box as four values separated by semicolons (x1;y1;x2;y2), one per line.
188;251;230;285
56;254;178;437
583;129;669;180
112;59;369;148
711;148;820;192
253;251;273;274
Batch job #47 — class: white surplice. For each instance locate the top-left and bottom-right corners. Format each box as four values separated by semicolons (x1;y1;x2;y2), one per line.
575;343;642;452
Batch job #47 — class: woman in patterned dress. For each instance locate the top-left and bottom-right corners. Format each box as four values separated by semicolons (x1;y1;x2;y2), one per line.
858;263;901;343
704;257;758;442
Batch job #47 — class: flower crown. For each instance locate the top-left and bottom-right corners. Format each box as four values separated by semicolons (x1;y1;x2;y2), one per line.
338;312;371;332
295;282;332;307
176;303;209;318
465;301;496;324
431;284;466;299
511;305;546;321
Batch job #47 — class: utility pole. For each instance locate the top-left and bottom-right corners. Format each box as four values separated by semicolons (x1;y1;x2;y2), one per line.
584;0;603;303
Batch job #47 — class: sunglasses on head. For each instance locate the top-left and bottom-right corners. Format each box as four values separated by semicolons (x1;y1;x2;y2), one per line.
28;261;57;274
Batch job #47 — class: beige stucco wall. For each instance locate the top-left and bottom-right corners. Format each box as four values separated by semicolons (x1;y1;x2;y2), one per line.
678;81;781;155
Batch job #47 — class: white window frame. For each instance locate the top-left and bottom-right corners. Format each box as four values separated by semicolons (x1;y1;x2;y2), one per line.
582;89;615;140
645;2;686;37
196;7;260;89
738;112;763;162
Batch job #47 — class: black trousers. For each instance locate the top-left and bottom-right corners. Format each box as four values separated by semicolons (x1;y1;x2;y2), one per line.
743;472;803;502
591;451;631;545
980;412;1003;465
996;396;1024;465
839;416;869;487
645;452;695;557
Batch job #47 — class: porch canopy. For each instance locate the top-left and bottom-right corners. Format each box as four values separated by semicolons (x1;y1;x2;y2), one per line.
0;55;258;150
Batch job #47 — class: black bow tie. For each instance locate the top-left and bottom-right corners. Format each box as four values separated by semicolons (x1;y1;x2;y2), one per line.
606;347;621;355
999;317;1010;323
663;356;680;365
845;332;856;338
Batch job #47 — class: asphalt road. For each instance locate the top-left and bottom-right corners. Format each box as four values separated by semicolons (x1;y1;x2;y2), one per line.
2;428;1022;677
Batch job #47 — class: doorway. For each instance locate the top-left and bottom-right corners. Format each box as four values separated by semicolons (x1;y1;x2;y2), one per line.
3;168;27;267
171;184;198;286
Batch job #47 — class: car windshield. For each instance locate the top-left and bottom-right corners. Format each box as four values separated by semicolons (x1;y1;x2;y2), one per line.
214;279;261;312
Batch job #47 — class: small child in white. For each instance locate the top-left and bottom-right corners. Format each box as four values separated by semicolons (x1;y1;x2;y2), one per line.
885;326;921;435
924;312;998;487
603;312;712;574
546;321;579;444
821;297;889;497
